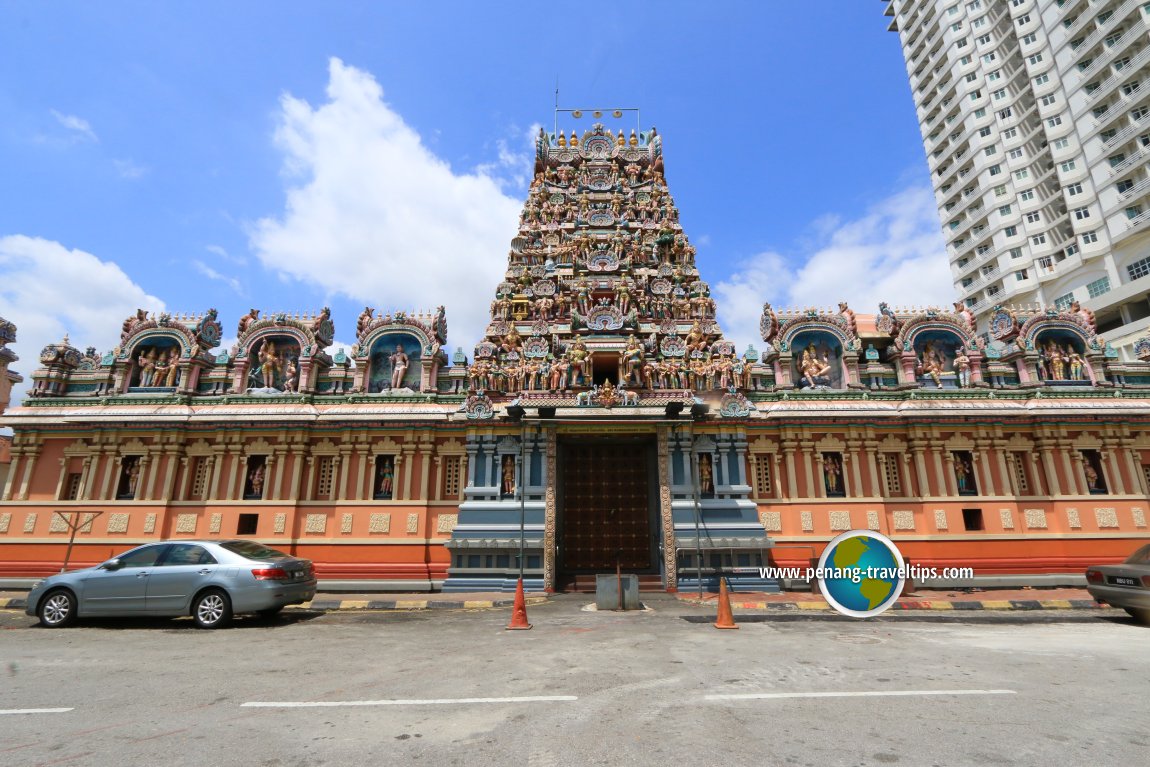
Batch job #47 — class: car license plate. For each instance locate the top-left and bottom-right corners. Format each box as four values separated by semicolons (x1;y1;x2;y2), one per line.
1111;576;1138;587
293;570;305;580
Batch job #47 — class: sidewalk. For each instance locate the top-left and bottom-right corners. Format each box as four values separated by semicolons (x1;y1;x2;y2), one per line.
2;587;1106;613
674;587;1103;611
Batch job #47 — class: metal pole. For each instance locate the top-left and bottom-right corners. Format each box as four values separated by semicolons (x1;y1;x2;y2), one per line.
690;443;704;600
519;423;527;582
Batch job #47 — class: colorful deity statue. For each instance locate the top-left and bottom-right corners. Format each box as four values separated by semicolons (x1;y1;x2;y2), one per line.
282;357;298;393
238;308;259;337
138;348;158;386
164;348;180;387
259;341;282;389
1069;351;1085;380
567;337;590;387
620;334;644;386
954;350;971;388
920;343;945;389
389;344;409;389
356;307;375;337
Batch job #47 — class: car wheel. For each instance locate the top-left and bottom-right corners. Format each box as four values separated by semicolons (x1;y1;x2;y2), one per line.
257;606;284;619
192;589;233;629
1126;608;1150;626
38;589;77;628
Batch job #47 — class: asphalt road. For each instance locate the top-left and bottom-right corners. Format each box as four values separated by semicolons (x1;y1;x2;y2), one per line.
1;595;1146;767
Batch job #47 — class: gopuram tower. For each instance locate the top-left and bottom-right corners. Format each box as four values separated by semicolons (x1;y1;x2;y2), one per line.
444;120;771;593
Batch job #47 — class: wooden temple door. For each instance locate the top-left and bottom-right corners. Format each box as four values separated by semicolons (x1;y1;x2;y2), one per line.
558;439;656;573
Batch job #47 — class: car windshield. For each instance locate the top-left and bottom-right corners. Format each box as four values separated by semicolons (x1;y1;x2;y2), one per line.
1123;543;1150;565
220;541;290;560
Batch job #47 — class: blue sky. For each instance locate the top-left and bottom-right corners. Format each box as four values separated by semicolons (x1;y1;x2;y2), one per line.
0;1;957;399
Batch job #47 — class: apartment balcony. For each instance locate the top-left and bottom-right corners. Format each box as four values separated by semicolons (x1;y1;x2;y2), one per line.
960;266;1002;297
1109;144;1150;178
1080;45;1150;112
1076;16;1148;84
1125;207;1150;230
1102;111;1150;152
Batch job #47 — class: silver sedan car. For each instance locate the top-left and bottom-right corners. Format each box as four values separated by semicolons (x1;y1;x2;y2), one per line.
1086;542;1150;625
25;540;317;629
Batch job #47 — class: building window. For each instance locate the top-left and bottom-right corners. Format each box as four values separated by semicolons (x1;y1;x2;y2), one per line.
1082;230;1099;245
1020;188;1035;201
1026;211;1041;223
1073;206;1091;220
985;146;998;156
1040;94;1057;106
1015;269;1029;281
1053;137;1070;150
962;508;984;531
979;126;992;137
242;456;267;500
1054;293;1075;311
1081;450;1108;494
989;164;1002;175
1033;73;1048;86
1126;205;1144;220
1087;276;1111;298
1002;127;1017;139
883;457;902;497
1014;169;1030;180
753;459;772;498
1028;53;1043;65
1066;182;1082;196
315;456;334;500
442;455;462;498
1128;255;1150;280
1060;160;1076;172
1009;247;1023;258
1008;147;1024;159
1005;225;1018;236
1031;233;1047;245
116;456;142;500
1117;178;1135;193
1022;32;1038;45
953;451;978;495
373;455;395;500
1047;115;1062;127
822;453;845;498
237;514;259;535
190;457;208;500
62;472;82;501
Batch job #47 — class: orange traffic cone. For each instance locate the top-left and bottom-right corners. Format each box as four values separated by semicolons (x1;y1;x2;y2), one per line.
713;577;739;630
506;577;533;630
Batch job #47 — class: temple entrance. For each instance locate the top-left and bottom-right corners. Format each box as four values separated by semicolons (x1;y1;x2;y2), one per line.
557;436;659;587
591;353;618;386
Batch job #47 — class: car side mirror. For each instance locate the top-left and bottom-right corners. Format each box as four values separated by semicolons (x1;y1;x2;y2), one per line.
103;558;123;571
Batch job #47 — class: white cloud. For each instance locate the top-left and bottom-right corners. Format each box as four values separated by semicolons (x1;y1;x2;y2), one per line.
192;259;246;296
714;186;955;349
49;109;98;142
113;159;148;179
249;58;521;350
0;235;164;404
205;244;247;266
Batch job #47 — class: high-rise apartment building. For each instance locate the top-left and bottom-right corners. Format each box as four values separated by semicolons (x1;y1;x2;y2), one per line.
883;0;1150;357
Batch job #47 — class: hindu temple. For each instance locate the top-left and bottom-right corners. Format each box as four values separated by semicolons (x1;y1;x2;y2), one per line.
2;121;1150;592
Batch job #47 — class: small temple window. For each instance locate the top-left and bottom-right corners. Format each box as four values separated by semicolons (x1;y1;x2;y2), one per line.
373;455;395;500
237;513;259;535
243;456;267;500
883;456;902;497
822;452;845;497
962;508;984;531
116;456;142;500
753;458;772;498
1081;450;1108;494
442;455;461;499
953;451;978;496
189;457;208;500
1011;453;1030;494
62;472;82;501
314;456;334;500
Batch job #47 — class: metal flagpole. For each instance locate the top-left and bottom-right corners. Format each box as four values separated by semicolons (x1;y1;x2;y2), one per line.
519;422;527;583
690;443;704;600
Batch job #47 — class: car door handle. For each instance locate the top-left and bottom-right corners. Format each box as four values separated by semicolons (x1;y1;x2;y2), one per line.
136;572;149;578
198;569;211;575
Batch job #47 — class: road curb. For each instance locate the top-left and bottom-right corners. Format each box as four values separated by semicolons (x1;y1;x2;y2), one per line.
676;597;1104;611
0;596;549;613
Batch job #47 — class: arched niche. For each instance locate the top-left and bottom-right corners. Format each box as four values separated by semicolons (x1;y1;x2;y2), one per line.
788;329;847;390
907;327;970;389
120;329;195;392
367;332;424;392
245;332;304;392
1033;326;1095;384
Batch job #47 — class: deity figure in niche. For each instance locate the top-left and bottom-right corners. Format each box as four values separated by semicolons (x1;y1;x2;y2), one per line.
800;345;832;389
919;341;946;388
389;344;409;389
258;342;282;389
698;453;715;496
244;461;265;499
823;453;844;497
117;456;141;499
567;338;590;386
620;335;644;386
501;455;516;497
282;357;298;393
138;348;158;386
1069;351;1085;380
1082;451;1108;494
953;350;971;388
164;348;180;387
374;456;395;499
954;453;976;495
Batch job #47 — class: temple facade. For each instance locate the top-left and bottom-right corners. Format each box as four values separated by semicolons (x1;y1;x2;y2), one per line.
2;123;1150;592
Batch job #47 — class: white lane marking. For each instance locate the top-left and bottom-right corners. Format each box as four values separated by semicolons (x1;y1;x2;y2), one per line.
242;695;577;708
705;689;1016;701
0;708;74;715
